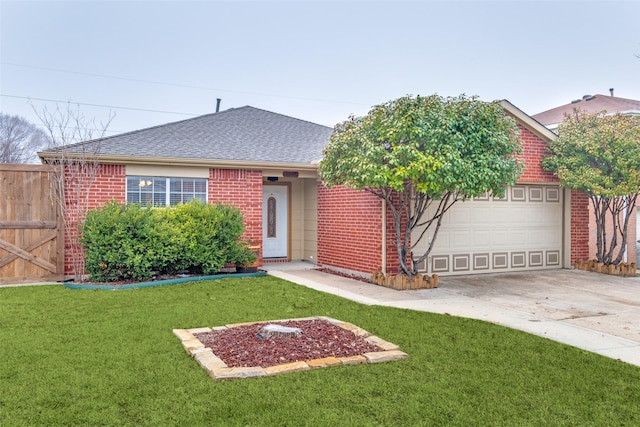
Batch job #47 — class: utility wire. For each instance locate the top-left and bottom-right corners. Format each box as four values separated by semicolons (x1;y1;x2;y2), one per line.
0;94;199;117
1;62;369;106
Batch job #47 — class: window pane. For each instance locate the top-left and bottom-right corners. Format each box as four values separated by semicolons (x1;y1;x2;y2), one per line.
140;193;153;204
127;192;139;204
127;176;140;188
154;177;166;191
127;176;206;207
183;179;194;193
194;180;206;193
153;193;166;206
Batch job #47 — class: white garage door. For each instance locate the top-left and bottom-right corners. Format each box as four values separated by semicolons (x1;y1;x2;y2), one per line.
412;185;563;276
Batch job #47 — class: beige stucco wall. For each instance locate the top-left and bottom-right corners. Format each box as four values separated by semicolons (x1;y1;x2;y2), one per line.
303;179;318;263
265;177;318;263
290;179;304;260
271;178;317;262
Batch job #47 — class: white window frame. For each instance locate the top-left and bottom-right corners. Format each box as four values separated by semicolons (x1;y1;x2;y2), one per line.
126;176;208;206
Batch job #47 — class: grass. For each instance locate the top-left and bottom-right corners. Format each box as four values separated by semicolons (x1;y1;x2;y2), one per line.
1;276;639;426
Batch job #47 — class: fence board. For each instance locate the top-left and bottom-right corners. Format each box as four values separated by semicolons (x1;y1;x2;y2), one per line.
0;164;63;284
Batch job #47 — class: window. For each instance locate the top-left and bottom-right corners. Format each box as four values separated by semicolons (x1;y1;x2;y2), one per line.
127;176;207;206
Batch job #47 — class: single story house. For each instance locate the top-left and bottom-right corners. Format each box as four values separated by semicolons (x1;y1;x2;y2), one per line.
533;92;640;266
39;101;590;278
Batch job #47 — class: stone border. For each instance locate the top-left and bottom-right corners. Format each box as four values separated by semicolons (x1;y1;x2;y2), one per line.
173;316;408;380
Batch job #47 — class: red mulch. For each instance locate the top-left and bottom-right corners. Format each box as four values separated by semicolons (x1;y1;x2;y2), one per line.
315;268;373;284
194;319;380;368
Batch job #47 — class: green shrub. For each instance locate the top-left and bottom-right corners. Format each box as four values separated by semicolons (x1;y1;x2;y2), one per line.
80;200;254;281
80;202;174;282
164;201;253;274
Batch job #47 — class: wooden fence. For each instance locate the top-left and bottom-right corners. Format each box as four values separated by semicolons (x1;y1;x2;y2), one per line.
0;164;63;284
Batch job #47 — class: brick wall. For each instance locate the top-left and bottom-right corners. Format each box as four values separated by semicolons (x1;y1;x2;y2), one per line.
317;124;587;275
208;169;263;261
63;165;264;276
63;164;126;275
518;125;596;266
517;125;558;184
570;190;590;264
317;184;383;275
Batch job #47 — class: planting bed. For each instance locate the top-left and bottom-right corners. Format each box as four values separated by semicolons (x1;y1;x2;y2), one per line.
174;316;408;380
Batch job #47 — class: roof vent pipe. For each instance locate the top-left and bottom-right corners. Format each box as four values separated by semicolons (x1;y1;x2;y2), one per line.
216;98;222;113
610;88;614;97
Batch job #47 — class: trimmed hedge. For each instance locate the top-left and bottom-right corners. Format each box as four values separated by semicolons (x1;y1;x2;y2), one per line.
80;200;255;282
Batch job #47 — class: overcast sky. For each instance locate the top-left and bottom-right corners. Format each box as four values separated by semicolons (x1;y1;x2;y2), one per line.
1;0;639;137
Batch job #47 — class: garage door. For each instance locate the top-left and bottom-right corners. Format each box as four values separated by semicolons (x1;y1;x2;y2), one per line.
412;184;563;276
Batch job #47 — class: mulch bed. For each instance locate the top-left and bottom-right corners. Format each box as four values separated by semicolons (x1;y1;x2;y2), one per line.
194;319;380;368
314;268;373;284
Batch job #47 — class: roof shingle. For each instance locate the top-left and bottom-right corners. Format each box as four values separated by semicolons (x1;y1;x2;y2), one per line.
42;106;334;165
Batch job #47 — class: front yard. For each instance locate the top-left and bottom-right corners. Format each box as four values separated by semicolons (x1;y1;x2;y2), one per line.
1;276;639;426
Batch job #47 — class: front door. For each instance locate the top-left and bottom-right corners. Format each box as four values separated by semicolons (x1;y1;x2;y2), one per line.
263;185;288;258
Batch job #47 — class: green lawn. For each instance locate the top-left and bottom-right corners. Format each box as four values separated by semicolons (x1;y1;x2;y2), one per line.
1;276;639;426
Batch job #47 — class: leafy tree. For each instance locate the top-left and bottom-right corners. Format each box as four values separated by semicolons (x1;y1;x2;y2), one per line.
543;110;640;266
319;94;522;276
0;113;49;163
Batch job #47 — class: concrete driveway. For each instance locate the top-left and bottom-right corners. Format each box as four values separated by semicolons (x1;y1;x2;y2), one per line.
428;269;640;342
267;265;640;366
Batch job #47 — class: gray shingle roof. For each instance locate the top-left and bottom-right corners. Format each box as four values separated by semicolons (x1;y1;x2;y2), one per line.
43;106;334;165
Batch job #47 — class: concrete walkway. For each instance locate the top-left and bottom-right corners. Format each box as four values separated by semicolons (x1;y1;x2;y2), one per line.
263;262;640;368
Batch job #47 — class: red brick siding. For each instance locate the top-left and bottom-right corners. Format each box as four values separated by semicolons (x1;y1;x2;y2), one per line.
319;125;577;274
64;166;264;276
570;190;590;264
517;125;558;184
317;184;383;275
209;169;263;261
63;164;126;275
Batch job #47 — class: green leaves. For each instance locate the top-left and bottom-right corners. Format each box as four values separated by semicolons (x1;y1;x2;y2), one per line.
80;200;251;281
319;94;522;198
544;110;640;265
319;94;523;275
544;111;640;198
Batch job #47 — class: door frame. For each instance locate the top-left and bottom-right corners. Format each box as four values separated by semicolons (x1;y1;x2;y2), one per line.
262;182;292;259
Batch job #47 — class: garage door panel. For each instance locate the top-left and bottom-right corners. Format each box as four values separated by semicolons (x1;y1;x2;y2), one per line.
526;229;545;246
491;230;510;247
508;229;527;245
452;207;471;224
431;230;450;251
510;207;528;224
453;231;471;248
527;206;545;224
470;207;492;224
472;230;491;247
413;185;563;275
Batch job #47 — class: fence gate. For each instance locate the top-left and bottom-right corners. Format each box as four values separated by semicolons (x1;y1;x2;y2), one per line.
0;164;63;285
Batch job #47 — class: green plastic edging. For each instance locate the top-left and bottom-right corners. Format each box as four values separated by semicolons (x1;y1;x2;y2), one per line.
63;271;267;290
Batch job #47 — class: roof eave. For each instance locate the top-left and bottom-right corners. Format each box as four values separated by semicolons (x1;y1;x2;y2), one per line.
500;100;558;141
37;152;321;171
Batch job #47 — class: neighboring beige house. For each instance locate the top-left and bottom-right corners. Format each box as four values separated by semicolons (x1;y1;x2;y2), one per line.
533;91;640;266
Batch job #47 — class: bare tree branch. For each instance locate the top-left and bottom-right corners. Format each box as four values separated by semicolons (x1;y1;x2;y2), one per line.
33;102;115;282
0;113;49;163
